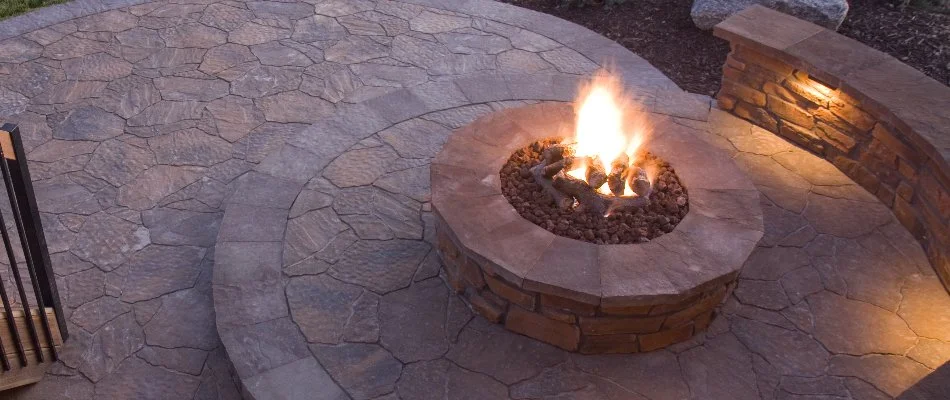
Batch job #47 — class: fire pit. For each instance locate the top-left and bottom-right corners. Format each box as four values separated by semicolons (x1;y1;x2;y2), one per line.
432;70;764;353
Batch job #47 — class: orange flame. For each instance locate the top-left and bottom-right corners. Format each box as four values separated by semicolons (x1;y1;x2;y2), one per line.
570;69;652;195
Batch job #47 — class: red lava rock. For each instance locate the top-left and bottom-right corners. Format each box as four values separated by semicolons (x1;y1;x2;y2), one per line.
500;138;689;244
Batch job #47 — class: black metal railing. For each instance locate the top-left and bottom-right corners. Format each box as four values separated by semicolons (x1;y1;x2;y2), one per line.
0;123;66;371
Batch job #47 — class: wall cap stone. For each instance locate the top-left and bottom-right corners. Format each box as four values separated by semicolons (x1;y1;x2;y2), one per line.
713;5;950;174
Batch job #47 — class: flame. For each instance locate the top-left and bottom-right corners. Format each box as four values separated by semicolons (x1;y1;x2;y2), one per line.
569;68;651;195
622;181;636;197
643;162;660;185
565;157;588;181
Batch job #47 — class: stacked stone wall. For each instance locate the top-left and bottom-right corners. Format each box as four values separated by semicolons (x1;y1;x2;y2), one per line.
714;7;950;291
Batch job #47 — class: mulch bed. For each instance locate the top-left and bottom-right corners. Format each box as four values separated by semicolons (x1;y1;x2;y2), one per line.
500;138;689;244
500;0;950;93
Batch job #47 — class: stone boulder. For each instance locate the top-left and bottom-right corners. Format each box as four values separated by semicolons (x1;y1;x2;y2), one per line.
691;0;849;30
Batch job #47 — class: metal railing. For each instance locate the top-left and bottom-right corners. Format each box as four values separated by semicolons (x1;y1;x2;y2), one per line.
0;123;66;371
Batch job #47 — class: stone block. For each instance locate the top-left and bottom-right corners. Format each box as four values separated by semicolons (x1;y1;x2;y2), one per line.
897;159;917;180
779;120;824;154
464;288;504;323
920;171;950;218
792;32;893;88
662;285;727;329
931;245;950;292
459;256;486;289
649;293;701;315
505;306;579;351
865;158;903;189
724;65;767;90
540;306;576;324
925;215;950;251
717;93;737;111
540;294;596;317
814;121;857;154
871;123;921;167
578;315;665;335
481;289;508;308
442;261;465;294
876;184;895;208
579;333;639;354
734;46;795;76
745;63;792;88
830;101;875;132
893;196;923;239
767;94;814;128
437;230;461;266
897;181;914;201
712;3;822;49
725;54;746;71
833;156;881;195
812;107;860;137
599;303;653;316
721;79;766;106
831;88;863;109
694;310;715;331
920;206;946;246
763;81;799;105
783;77;829;108
863;139;898;168
639;323;694;352
734;101;777;131
484;273;536;310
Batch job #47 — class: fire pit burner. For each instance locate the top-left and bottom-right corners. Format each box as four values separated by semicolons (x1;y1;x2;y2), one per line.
502;139;688;244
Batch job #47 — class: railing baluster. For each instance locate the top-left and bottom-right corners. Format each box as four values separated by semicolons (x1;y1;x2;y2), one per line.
0;124;67;372
0;203;38;365
0;204;25;369
0;322;8;371
0;267;14;370
0;141;56;361
3;124;66;350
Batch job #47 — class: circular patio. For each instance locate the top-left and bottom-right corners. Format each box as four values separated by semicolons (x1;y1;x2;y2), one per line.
216;78;950;400
0;0;946;399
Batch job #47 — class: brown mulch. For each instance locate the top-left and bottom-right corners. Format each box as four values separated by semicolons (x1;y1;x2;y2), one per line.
500;0;950;94
500;138;689;245
839;1;949;84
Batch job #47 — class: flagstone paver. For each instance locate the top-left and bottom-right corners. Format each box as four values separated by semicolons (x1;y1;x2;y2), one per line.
212;86;950;400
0;0;947;399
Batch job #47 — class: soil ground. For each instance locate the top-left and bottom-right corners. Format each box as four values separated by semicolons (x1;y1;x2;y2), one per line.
501;0;950;94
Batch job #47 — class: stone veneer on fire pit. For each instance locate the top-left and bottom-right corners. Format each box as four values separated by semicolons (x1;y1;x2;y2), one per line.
432;102;764;353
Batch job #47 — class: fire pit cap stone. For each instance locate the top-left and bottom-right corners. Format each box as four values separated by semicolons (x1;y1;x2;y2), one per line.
432;103;764;307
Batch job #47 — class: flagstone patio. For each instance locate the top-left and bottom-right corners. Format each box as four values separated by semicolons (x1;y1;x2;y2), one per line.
0;0;947;399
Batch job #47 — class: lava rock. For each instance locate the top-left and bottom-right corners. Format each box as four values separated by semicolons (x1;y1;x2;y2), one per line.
501;139;689;245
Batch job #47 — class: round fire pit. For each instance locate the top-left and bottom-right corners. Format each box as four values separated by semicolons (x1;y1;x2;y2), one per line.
432;102;764;353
